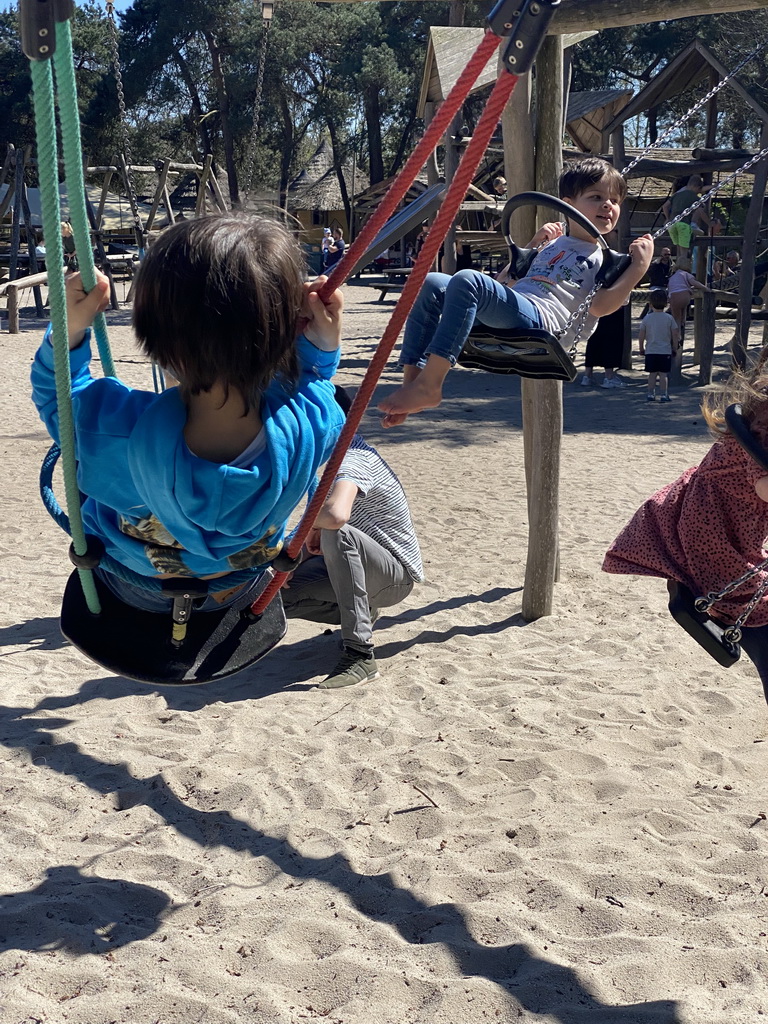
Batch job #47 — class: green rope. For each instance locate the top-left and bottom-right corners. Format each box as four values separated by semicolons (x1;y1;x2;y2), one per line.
30;55;101;615
54;20;115;377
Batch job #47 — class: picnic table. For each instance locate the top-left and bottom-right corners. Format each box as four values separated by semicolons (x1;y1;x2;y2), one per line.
371;267;411;302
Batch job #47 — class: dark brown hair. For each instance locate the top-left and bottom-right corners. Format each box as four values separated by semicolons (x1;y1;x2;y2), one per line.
649;290;667;309
558;157;627;203
132;214;305;409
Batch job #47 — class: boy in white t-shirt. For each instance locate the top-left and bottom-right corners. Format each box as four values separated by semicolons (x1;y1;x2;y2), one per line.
638;290;680;403
379;157;654;426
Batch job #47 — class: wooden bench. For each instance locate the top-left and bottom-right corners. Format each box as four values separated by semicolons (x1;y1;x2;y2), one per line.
0;271;48;333
371;282;404;302
370;267;411;302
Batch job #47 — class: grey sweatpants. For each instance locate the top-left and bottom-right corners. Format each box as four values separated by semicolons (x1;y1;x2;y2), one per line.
281;524;414;654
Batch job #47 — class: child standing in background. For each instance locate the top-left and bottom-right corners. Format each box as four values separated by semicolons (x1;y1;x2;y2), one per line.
639;290;680;402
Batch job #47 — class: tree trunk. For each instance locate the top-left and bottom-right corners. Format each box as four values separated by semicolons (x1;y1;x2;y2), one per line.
365;86;384;186
174;52;213;160
204;31;239;207
277;92;295;208
326;116;352;227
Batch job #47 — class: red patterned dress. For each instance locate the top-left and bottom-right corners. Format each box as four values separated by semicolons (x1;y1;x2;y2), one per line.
603;427;768;627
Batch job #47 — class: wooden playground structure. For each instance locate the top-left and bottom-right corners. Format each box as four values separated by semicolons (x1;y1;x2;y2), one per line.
0;143;228;324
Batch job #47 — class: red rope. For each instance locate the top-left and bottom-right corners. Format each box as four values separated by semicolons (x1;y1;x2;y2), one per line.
317;29;501;303
250;68;519;617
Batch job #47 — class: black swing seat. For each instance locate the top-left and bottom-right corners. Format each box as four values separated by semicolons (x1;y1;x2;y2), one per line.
454;191;632;382
60;570;287;685
666;580;741;668
458;325;577;381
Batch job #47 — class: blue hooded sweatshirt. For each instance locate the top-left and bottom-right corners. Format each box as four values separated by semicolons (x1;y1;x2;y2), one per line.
32;328;344;579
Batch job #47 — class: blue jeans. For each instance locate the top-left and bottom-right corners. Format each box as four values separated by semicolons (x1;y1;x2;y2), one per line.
400;270;543;367
95;567;266;614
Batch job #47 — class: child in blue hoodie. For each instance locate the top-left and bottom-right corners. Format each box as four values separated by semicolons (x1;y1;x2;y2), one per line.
31;214;345;613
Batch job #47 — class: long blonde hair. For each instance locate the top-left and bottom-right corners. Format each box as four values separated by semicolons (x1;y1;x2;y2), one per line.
702;346;768;437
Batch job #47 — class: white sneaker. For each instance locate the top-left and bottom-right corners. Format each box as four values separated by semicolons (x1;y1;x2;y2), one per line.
601;378;617;388
580;374;593;386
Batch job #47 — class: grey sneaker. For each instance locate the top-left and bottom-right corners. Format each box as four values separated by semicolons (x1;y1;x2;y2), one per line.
319;649;380;689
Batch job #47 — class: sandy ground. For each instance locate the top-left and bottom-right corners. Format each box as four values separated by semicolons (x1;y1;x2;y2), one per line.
1;281;767;1024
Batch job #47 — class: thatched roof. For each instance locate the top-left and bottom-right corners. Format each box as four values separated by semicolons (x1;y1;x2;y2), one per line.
286;139;369;212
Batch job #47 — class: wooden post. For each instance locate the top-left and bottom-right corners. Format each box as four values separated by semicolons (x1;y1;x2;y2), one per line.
502;65;536;507
20;182;44;317
0;145;15;223
696;290;717;385
195;154;214;217
611;128;633;370
693;69;719;366
733;122;768;368
502;68;535;246
9;149;25;281
522;34;564;622
145;158;171;232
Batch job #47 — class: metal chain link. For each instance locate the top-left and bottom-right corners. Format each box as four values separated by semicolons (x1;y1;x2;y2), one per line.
105;1;144;244
558;280;601;355
653;143;768;241
242;14;272;203
621;39;767;177
694;552;768;639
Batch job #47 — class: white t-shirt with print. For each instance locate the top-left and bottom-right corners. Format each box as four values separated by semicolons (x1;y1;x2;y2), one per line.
513;236;604;346
641;310;677;355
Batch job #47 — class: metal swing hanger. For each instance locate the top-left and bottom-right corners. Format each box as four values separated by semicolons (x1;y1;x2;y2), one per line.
621;37;768;177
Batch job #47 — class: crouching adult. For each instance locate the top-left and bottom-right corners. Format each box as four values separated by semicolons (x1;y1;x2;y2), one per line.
282;392;423;689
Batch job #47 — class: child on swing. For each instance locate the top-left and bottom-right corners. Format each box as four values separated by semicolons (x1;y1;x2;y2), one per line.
31;214;345;614
603;351;768;704
379;157;654;426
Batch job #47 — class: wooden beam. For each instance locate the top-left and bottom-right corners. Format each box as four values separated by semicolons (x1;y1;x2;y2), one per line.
289;0;768;22
552;2;768;36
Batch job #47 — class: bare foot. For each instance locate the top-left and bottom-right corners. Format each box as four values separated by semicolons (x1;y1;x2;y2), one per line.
378;377;444;424
381;410;410;428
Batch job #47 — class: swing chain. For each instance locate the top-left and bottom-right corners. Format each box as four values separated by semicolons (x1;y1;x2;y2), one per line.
621;39;767;178
242;11;272;202
558;280;601;356
654;143;768;243
104;2;144;243
694;553;768;638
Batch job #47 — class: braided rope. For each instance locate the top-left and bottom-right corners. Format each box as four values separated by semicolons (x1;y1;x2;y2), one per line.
317;30;502;304
30;57;101;614
251;68;519;616
54;20;115;376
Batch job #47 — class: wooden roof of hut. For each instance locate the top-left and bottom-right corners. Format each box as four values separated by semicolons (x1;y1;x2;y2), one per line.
286;139;369;212
565;89;633;154
416;26;597;118
602;38;768;139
